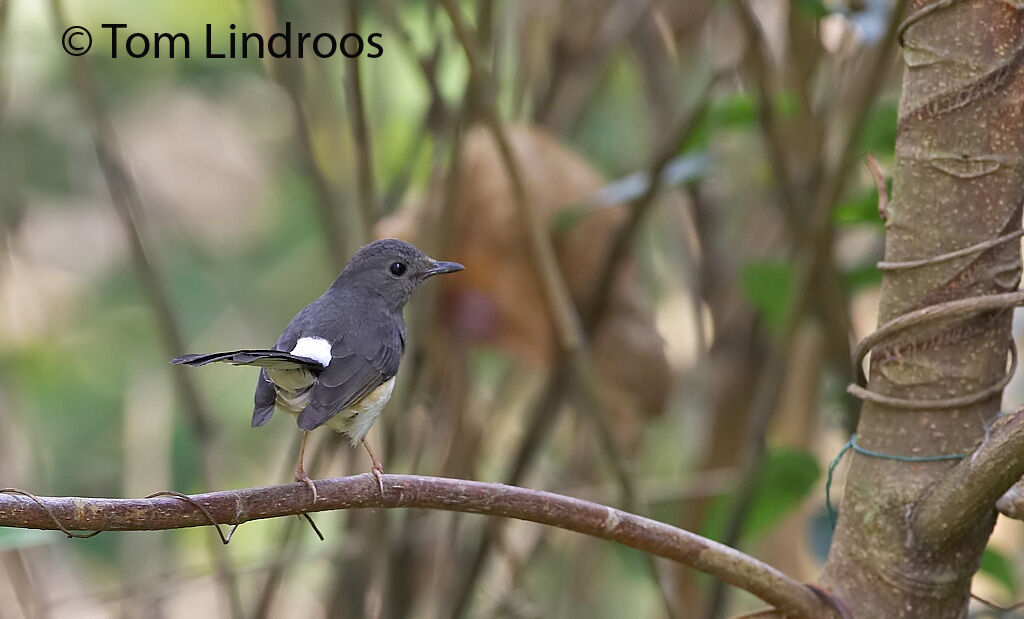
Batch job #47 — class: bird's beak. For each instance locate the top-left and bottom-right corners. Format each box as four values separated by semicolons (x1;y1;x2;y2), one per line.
425;260;465;276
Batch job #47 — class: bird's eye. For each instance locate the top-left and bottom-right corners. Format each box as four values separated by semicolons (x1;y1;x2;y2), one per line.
389;261;407;277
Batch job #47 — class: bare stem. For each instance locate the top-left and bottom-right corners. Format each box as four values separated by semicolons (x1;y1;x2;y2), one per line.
583;76;713;332
440;0;585;354
49;3;245;617
0;475;837;619
254;0;361;266
344;0;378;227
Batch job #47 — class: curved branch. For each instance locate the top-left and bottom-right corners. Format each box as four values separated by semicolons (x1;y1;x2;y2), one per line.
0;474;837;619
914;408;1024;547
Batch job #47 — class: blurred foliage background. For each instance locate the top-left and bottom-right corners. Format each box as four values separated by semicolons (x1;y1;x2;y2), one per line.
1;0;1022;618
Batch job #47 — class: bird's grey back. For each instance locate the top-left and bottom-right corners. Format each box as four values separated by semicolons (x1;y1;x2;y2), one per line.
275;286;406;356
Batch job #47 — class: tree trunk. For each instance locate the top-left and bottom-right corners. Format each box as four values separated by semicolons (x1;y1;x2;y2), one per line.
820;1;1024;616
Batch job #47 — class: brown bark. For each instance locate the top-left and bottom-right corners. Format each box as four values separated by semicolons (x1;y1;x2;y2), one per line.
820;1;1024;616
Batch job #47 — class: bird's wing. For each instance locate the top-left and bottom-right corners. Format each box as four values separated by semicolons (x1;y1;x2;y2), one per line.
296;329;403;432
251;368;277;428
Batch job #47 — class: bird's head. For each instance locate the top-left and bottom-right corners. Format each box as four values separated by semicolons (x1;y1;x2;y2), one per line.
336;238;464;311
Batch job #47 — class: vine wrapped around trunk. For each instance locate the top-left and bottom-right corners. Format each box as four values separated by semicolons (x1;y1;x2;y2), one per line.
820;0;1024;616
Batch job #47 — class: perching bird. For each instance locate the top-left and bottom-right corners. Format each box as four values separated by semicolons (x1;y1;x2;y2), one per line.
171;239;464;502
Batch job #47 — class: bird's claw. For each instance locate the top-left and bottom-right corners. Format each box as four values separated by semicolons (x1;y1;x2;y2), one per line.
295;471;318;504
371;464;385;495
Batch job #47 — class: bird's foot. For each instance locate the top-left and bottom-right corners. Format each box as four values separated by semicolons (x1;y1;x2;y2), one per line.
371;462;385;495
295;470;318;504
361;437;385;496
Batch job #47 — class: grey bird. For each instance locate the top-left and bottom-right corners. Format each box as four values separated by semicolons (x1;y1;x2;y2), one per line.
172;239;464;501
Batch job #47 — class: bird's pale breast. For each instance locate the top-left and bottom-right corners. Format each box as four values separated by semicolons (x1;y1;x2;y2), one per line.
272;376;395;445
323;377;395;444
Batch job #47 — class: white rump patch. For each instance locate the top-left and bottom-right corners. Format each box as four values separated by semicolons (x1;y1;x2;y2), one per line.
291;336;332;367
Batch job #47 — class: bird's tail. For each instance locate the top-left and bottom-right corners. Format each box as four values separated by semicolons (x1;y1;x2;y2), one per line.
171;349;323;370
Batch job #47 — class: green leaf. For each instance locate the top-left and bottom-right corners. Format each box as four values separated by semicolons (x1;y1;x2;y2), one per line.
833;184;888;227
745;448;821;538
740;261;793;331
844;261;883;292
858;101;898;155
980;547;1018;596
711;92;757;127
685;93;757;151
795;0;830;18
685;91;801;151
701;448;821;541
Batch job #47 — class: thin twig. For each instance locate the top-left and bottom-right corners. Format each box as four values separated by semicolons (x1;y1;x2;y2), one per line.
733;1;801;227
820;0;910;227
565;363;676;618
706;4;907;615
441;8;715;613
285;87;353;268
48;2;244;617
865;153;889;222
377;0;450;135
448;364;572;618
534;0;655;130
250;432;342;619
440;0;585;354
254;0;360;267
48;5;216;443
0;474;839;619
375;2;451;215
345;0;378;227
583;74;714;332
436;3;594;605
475;0;496;54
378;118;469;619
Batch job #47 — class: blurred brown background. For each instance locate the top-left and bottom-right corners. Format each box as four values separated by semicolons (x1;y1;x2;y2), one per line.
0;0;1021;618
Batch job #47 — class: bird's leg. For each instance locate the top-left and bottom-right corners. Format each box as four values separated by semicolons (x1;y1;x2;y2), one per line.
294;431;318;503
361;437;385;494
